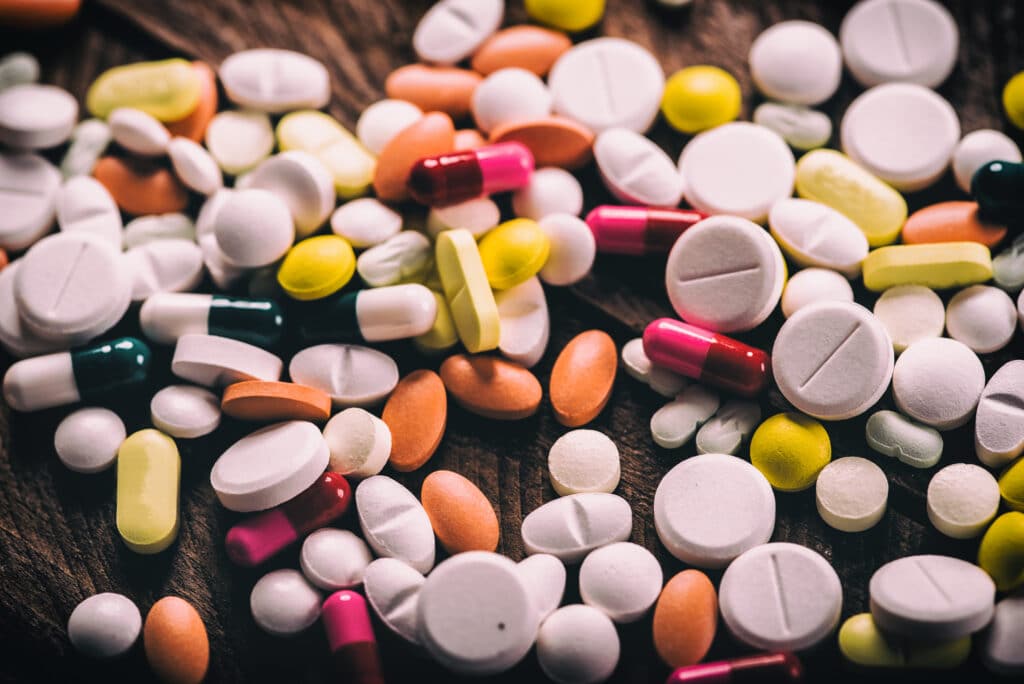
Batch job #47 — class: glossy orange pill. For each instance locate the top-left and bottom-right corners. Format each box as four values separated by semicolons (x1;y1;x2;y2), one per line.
652;570;718;668
439;354;542;420
143;596;209;684
0;248;8;271
221;381;332;422
0;0;80;28
166;62;218;142
550;330;617;427
385;64;482;120
382;369;447;472
93;156;188;215
902;201;1007;247
373;112;455;202
421;469;500;554
453;129;487;151
490;116;594;169
471;25;572;77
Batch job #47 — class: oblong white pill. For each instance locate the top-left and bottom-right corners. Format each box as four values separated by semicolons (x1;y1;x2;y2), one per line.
220;49;329;113
472;67;551;133
748;20;842;105
952;129;1022;194
865;409;943;469
427;197;500;239
753;102;832;150
125;239;205;301
872;284;945;352
413;0;503;65
246;151;335;238
769;198;868;278
357;230;433;288
54;407;126;474
289;343;399;407
945;285;1017;354
356;99;422;156
512;168;584;221
171;333;282;387
975;360;1024;467
537;605;620;684
213;188;294;268
521;493;632;563
331;197;402;248
0;83;77;149
892;337;984;430
579;542;662;624
983;593;1024;676
150;384;221;439
496;276;550;368
167;137;223;196
815;456;888;532
538;213;595;287
300;528;373;591
67;593;141;659
0;151;61;251
56;175;122;248
650;385;720;449
363;557;426;646
250;568;322;636
594;127;684;207
926;463;999;539
356;475;435;574
516;554;566;623
780;267;854;319
205;110;275;176
695;400;762;455
108;107;170;156
60;119;111;179
548;429;620;496
322;407;391;479
620;337;688;398
123;213;195;249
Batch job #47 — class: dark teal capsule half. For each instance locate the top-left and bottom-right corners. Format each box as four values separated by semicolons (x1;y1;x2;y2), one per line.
972;160;1024;223
297;291;363;344
72;337;152;401
208;296;284;347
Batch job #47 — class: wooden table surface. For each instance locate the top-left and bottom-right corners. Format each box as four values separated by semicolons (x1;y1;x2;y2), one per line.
1;1;1022;682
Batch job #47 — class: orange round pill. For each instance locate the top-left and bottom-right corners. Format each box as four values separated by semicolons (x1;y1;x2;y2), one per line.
382;369;447;472
0;0;80;28
93;156;188;215
902;201;1007;247
166;62;218;142
550;329;617;427
421;470;500;554
490;116;594;169
373;112;455;202
221;381;332;422
471;25;572;77
440;354;542;420
143;596;209;684
385;64;482;120
652;570;718;668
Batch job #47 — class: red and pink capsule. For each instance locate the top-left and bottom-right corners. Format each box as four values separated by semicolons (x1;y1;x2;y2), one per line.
585;205;706;255
407;141;534;206
323;590;385;684
666;652;803;683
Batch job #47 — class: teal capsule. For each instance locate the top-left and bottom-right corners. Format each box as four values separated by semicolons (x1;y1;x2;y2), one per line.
139;292;284;347
972;160;1024;223
2;337;151;412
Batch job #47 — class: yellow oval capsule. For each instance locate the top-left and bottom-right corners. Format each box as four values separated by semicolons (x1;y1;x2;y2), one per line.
978;512;1024;591
116;429;180;554
415;290;459;353
86;59;202;122
478;218;550;290
277;235;356;301
862;242;993;292
839;613;970;669
277;110;376;198
436;228;500;353
795;149;906;247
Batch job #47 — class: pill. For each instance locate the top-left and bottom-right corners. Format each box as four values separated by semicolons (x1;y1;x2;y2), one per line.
522;492;632;563
143;597;208;684
322;590;386;684
472;25;572;76
421;470;500;554
248;151;335;237
60;119;111;178
171;334;282;387
149;385;220;439
3;336;151;412
547;429;620;496
695;400;761;455
652;570;717;668
277;235;355;301
290;345;397;410
87;59;200;121
212;188;294;268
356;475;435;573
594;127;684;207
978;512;1024;592
472;68;552;134
753;102;832;151
126;214;196;251
56;175;122;248
439;354;542;420
768;198;868;278
384;64;482;120
250;569;322;637
125;240;204;302
642;318;770;397
974;160;1024;223
750;413;831;492
479;218;550;290
298;284;437;344
205;110;274;176
1008;71;1024;129
869;554;995;640
54;407;125;474
975;361;1024;467
871;284;945;352
749;21;842;105
363;558;426;645
198;231;247;291
108;107;170;157
650;385;720;449
982;591;1024;675
840;0;958;88
927;463;999;539
960;136;1021;211
490;116;595;169
68;593;141;659
780;267;854;319
140;292;283;348
585;205;704;256
1001;459;1024;511
548;37;664;133
892;337;985;430
219;49;328;113
666;653;803;684
654;453;775;568
946;285;1017;353
838;612;970;669
903;201;1006;247
374;112;455;202
864;242;993;292
495;276;550;367
0;265;52;357
512;167;583;221
865;410;943;469
620;337;689;398
0;52;39;91
720;542;842;651
355;99;422;156
163;138;220;197
0;84;77;149
537;214;595;286
994;234;1024;292
357;231;432;288
413;0;502;64
526;0;604;32
116;429;180;554
516;554;566;623
436;228;500;352
221;380;331;423
322;408;391;480
331;198;402;248
550;329;617;427
93;156;189;215
454;128;487;150
578;542;661;624
536;604;618;684
299;528;371;591
814;456;888;533
409;142;534;209
382;369;447;473
165;62;217;142
661;65;741;134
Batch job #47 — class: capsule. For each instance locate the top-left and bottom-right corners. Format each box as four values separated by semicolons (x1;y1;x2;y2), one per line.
407;141;534;207
226;472;352;567
3;336;151;412
298;283;437;344
667;653;803;683
140;292;284;347
643;318;769;397
972;160;1024;223
116;429;180;554
585;205;706;255
322;590;385;684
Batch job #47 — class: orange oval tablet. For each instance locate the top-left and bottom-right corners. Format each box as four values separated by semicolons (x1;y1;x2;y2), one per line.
143;596;209;684
471;25;572;77
382;369;447;472
421;469;499;553
0;0;80;28
166;62;218;142
550;329;617;427
373;112;455;202
94;157;188;215
652;570;718;668
453;129;487;151
221;380;332;422
490;116;594;169
439;354;542;420
902;201;1007;247
385;64;482;120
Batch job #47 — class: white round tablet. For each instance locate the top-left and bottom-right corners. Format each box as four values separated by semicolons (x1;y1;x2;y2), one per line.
0;262;67;358
413;0;503;66
331;198;402;248
521;493;632;563
515;554;566;623
650;384;720;449
594;127;684;207
953;129;1023;194
289;343;399;407
300;528;373;591
872;284;945;352
780;268;854;319
0;83;77;149
749;20;842;105
356;99;423;156
54;407;125;474
840;83;960;191
213;188;294;268
356;475;435;574
815;456;889;532
720;542;842;651
322;407;391;479
678;122;795;222
975;360;1024;468
245;151;335;238
753;103;832;151
773;301;894;421
537;605;620;684
250;568;322;636
769;198;869;278
579;542;662;624
496;276;550;368
548;429;620;496
926;463;1000;539
472;67;551;134
150;385;221;439
654;454;775;569
892;337;984;430
0;151;61;251
108;107;170;157
363;557;426;646
427;197;500;239
537;213;595;287
512;168;584;221
67;593;141;659
204;110;275;176
167;137;223;196
945;285;1017;354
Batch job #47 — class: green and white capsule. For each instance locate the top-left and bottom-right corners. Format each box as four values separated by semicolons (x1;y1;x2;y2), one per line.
139;292;284;347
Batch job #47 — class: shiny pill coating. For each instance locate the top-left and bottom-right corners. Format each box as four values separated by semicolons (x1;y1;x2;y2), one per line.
585;205;705;256
116;429;180;554
666;652;803;683
407;141;534;207
140;292;284;347
143;596;209;684
322;591;386;684
297;284;437;344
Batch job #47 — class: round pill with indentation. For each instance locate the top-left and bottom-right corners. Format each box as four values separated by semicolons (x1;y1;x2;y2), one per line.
250;568;322;636
548;429;620;496
472;25;571;76
650;385;720;449
357;475;435;574
750;413;831;492
290;344;398;408
537;604;619;684
221;380;332;423
945;285;1017;354
300;529;373;591
780;267;854;319
55;407;125;474
872;285;945;353
363;557;426;645
322;408;391;480
522;493;632;563
413;0;502;65
439;354;542;420
769;198;869;278
975;361;1024;467
815;456;888;532
892;337;984;430
382;369;447;472
421;470;500;554
927;463;999;539
594;127;683;208
652;570;717;668
579;542;661;624
550;330;617;427
150;385;221;439
68;593;141;659
143;596;208;684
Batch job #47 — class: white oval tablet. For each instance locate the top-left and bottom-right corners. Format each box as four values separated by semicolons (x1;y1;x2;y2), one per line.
213;188;294;268
167;137;223;196
869;554;995;640
211;421;329;513
678;122;795;222
620;336;688;398
356;475;435;574
953;129;1023;194
892;337;984;430
250;568;322;636
769;198;868;278
246;151;334;238
171;334;283;387
331;198;402;248
872;284;945;352
749;20;842;105
0;262;66;358
300;529;373;591
548;37;665;134
983;593;1024;676
654;453;775;568
427;197;500;239
753;103;832;151
650;385;720;449
219;49;329;113
289;343;399;407
363;557;426;645
537;213;595;287
975;360;1024;467
0;83;77;149
516;554;566;623
496;276;550;368
780;267;854;319
322;407;391;479
204;110;275;176
865;409;944;469
548;429;620;496
773;301;894;421
926;463;999;539
356;99;423;156
124;213;196;249
472;67;552;133
54;407;126;474
56;176;122;248
594;127;684;207
0;151;61;251
150;384;221;439
67;593;141;659
413;0;503;65
125;240;205;301
108;107;169;156
695;400;762;455
357;230;433;288
945;285;1017;354
720;542;842;651
537;605;620;684
579;542;662;624
513;168;584;221
521;493;632;563
61;119;111;179
815;456;888;532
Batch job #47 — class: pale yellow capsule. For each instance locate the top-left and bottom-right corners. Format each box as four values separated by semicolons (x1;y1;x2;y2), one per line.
838;613;970;669
116;429;180;554
276;110;376;198
862;242;993;292
415;290;460;353
86;59;202;122
435;228;500;353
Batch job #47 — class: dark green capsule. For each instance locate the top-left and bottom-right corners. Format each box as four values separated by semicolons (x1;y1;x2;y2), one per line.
73;337;152;401
972;160;1024;223
208;296;284;347
297;291;363;344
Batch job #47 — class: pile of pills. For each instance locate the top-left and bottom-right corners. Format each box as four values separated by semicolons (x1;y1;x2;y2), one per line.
2;0;1024;681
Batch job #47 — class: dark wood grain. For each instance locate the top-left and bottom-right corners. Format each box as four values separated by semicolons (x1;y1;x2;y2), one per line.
1;1;1022;682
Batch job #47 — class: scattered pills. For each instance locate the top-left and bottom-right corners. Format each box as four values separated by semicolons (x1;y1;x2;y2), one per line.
975;360;1024;467
749;20;841;105
204;110;274;176
945;285;1017;353
0;151;61;251
171;334;283;387
300;529;373;591
750;413;831;492
865;409;943;469
250;568;322;636
536;605;619;684
548;429;620;496
143;597;209;684
815;457;889;532
472;67;551;134
892;337;985;430
780;267;854;319
68;593;141;659
927;463;1000;539
516;554;566;622
512;167;583;221
56;175;122;248
650;385;719;449
356;475;435;574
54;407;126;474
695;400;761;455
872;284;945;352
219;49;329;113
413;0;503;65
521;492;632;563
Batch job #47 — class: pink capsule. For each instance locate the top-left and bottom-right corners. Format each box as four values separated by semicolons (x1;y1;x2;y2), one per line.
407;141;534;206
667;652;803;683
323;591;385;684
585;205;706;255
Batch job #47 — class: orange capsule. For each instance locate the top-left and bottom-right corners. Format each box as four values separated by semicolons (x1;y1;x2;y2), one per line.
143;597;209;684
472;25;572;77
550;330;617;427
421;470;499;553
166;62;218;142
490;116;594;169
0;0;80;28
653;570;718;668
385;64;482;120
221;380;332;422
93;157;188;215
902;201;1007;247
439;354;542;420
373;112;455;203
382;369;447;472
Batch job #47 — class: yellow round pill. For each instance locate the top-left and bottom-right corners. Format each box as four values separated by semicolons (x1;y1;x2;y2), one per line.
978;511;1024;591
478;218;551;291
999;457;1024;511
749;412;831;492
277;235;355;301
661;66;742;134
1003;71;1024;130
525;0;605;32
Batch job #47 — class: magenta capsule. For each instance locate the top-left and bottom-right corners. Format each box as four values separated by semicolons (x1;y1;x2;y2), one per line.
323;591;385;684
407;141;534;206
585;205;706;255
643;317;770;397
666;652;803;683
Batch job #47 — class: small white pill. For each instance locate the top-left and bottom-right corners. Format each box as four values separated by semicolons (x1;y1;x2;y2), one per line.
975;361;1024;468
123;213;196;249
983;592;1024;676
250;568;322;636
749;20;842;105
56;176;122;248
331;197;402;248
892;337;985;430
150;385;221;439
357;230;433;288
620;337;688;398
537;213;595;287
246;151;335;238
356;475;435;574
512;168;584;221
171;333;282;387
67;593;141;659
516;554;566;623
60;119;111;179
198;231;248;291
521;493;632;563
219;49;329;113
108;107;170;156
815;456;888;532
945;285;1017;354
204;110;275;176
0;52;39;92
994;233;1024;293
0;151;61;251
548;429;620;496
363;557;426;646
54;407;126;474
753;102;832;150
865;409;943;469
167;137;223;196
213;188;294;268
472;67;551;133
695;400;762;455
769;198;868;278
125;239;205;301
300;529;373;591
780;268;854;319
872;284;945;352
496;276;550;368
650;385;720;449
413;0;503;66
356;99;423;156
289;343;399;408
579;542;662;624
426;197;500;239
595;127;684;207
322;407;391;479
953;129;1023;194
927;463;1000;539
0;83;77;149
537;605;620;684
